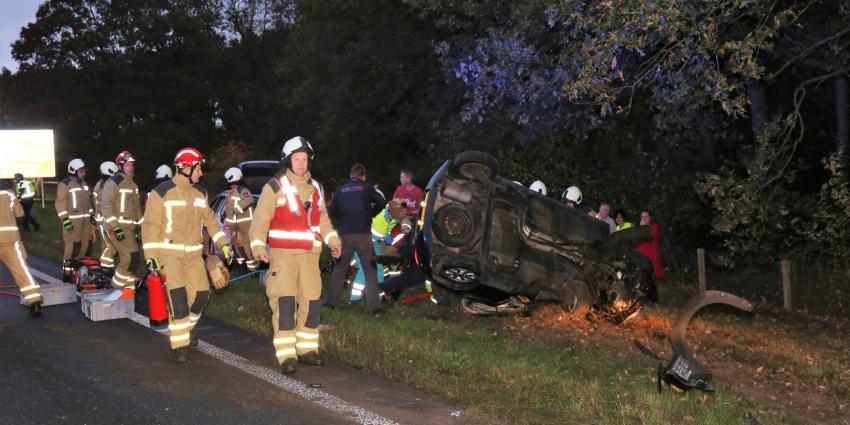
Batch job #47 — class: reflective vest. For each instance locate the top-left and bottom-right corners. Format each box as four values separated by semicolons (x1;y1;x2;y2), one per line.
16;180;36;200
268;176;324;250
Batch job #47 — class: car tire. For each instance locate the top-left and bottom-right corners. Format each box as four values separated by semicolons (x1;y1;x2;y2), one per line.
432;204;475;247
453;151;498;180
560;280;593;316
439;266;480;290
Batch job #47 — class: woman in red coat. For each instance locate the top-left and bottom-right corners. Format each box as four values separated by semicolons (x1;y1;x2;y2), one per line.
636;210;664;280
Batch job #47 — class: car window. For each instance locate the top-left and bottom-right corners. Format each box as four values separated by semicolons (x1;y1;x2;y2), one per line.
241;165;278;194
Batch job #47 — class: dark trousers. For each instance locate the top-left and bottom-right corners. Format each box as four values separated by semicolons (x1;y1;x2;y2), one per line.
380;264;426;292
20;199;39;230
326;233;380;311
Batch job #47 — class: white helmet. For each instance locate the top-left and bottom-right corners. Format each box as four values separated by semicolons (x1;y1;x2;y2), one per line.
99;161;118;177
68;158;86;174
281;136;315;163
224;167;243;183
530;180;547;195
561;186;582;204
155;164;173;179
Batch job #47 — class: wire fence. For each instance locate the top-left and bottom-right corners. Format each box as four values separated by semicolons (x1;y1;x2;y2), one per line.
693;249;849;318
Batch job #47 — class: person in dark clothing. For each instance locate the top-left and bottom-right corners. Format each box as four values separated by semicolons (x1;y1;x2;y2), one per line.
324;164;386;313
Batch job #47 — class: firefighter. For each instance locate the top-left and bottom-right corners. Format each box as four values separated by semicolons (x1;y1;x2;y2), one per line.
101;152;142;292
13;173;40;231
55;158;94;262
224;167;258;271
249;136;341;374
93;161;119;272
0;179;43;315
144;164;174;208
142;147;232;363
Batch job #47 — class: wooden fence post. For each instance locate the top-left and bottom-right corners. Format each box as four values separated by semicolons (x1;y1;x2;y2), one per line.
781;260;793;310
697;248;706;295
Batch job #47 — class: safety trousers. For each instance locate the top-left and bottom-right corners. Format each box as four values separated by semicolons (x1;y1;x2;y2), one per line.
161;255;210;350
107;226;140;290
0;241;43;305
62;218;92;260
233;224;258;271
98;224;117;269
267;252;322;365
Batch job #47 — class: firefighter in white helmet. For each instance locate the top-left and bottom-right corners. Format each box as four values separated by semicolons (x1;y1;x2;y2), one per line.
142;147;232;363
562;185;595;216
0;179;43;315
93;161;119;271
55;158;94;261
143;164;175;211
530;180;547;196
100;151;142;292
224;167;258;271
249;136;341;374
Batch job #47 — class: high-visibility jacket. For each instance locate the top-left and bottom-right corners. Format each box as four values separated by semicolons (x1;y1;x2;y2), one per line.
0;182;23;243
225;185;254;228
92;178;108;224
249;169;340;257
371;208;400;243
55;175;92;222
15;180;36;200
100;172;142;230
141;174;227;260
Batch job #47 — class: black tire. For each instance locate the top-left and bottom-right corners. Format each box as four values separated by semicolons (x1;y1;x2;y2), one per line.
439;266;480;290
453;151;498;180
560;280;593;316
432;204;475;247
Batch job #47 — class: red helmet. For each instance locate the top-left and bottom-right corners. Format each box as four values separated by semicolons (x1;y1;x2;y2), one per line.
174;147;205;168
115;150;136;167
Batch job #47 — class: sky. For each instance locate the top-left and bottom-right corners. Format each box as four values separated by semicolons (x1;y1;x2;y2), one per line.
0;0;43;72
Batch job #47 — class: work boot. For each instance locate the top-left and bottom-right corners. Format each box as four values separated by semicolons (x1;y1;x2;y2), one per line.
173;347;188;363
189;331;199;348
280;358;297;374
28;301;42;317
297;351;324;366
368;308;384;318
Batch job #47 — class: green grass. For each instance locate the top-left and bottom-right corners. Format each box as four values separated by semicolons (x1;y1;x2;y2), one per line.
21;204;102;263
205;277;831;425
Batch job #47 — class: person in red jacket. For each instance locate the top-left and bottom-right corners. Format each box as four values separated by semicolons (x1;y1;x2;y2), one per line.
636;210;662;302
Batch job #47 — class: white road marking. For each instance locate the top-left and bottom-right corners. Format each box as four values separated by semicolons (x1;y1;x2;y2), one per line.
128;313;397;425
28;267;62;284
25;264;400;425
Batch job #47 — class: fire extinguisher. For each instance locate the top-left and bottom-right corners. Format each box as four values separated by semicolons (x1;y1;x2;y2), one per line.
146;272;168;327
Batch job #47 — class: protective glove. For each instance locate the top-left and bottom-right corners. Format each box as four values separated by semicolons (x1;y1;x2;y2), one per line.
146;258;161;274
62;218;74;231
220;244;233;266
113;226;126;241
383;235;393;245
90;215;97;226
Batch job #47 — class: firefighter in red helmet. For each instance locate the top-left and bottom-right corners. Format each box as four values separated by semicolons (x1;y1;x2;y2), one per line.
100;151;142;293
141;147;232;363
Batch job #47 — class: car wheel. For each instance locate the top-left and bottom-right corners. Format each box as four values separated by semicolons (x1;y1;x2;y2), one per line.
453;151;498;180
433;204;475;247
560;280;592;316
439;266;480;291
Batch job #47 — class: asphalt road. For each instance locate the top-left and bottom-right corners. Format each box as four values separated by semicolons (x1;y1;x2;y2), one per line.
0;254;470;425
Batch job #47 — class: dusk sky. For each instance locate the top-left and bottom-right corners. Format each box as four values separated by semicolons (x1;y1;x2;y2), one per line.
1;1;42;72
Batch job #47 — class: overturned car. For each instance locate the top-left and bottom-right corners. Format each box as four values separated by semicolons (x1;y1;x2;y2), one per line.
414;151;656;322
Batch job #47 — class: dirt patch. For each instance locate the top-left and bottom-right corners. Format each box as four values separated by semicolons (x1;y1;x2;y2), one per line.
477;283;850;424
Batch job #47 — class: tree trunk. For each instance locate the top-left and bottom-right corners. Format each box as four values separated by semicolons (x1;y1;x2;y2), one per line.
836;75;848;167
747;80;768;140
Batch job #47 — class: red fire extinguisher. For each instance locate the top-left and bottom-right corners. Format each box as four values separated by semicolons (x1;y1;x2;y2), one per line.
146;272;168;327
